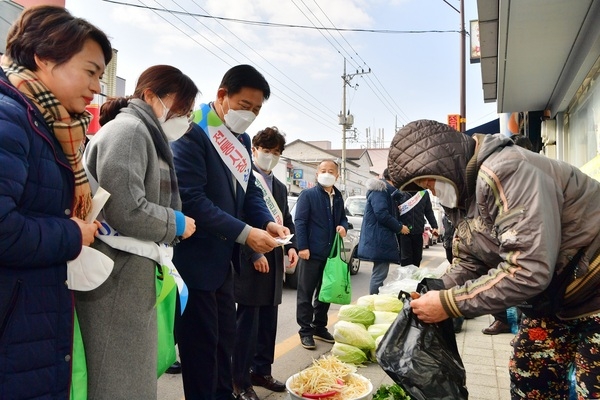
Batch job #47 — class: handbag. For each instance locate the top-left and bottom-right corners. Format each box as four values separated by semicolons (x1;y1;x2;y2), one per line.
70;310;87;400
318;233;352;305
156;265;177;377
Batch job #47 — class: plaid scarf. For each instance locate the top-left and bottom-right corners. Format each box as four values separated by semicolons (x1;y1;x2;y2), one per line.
1;59;93;220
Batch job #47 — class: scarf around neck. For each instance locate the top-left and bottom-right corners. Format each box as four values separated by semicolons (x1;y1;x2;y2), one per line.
1;58;93;220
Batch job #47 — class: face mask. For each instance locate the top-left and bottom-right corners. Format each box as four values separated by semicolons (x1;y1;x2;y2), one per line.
67;247;114;291
157;97;169;123
434;180;458;208
254;150;280;172
222;97;256;133
317;173;337;187
161;116;189;142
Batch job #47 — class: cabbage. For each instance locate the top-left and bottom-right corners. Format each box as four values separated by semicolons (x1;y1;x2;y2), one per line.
330;342;368;365
373;295;403;313
356;294;378;310
367;323;391;339
373;311;398;325
375;333;384;349
333;320;375;350
338;305;376;327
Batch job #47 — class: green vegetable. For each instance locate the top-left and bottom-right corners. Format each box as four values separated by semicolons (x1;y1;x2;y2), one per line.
338;305;376;326
367;323;391;339
330;342;368;365
356;294;378;310
372;383;411;400
333;320;375;350
373;295;403;313
373;311;399;325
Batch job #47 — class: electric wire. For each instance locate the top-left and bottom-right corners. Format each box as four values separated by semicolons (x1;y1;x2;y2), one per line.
101;0;460;34
184;0;339;120
310;0;411;124
142;0;341;133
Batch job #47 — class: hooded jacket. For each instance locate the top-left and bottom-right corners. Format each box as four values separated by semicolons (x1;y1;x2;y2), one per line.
388;119;600;320
358;178;401;263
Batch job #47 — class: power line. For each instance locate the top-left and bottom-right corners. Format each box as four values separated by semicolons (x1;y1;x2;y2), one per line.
137;0;340;133
309;0;411;123
101;0;460;34
184;0;339;120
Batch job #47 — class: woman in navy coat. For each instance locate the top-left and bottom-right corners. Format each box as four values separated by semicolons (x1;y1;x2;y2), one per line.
0;6;111;399
358;173;409;294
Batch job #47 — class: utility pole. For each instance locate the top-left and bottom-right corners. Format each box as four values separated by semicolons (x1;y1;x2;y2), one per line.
339;58;370;195
443;0;466;132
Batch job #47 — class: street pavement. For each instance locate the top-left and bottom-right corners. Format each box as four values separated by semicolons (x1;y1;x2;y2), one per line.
158;244;515;399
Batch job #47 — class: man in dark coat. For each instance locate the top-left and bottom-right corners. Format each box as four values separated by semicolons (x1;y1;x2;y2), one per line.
233;127;298;399
397;190;439;266
171;65;289;400
358;172;409;295
295;160;349;350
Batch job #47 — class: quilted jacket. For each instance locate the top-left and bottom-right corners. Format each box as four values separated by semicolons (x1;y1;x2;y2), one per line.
0;69;82;399
388;119;600;320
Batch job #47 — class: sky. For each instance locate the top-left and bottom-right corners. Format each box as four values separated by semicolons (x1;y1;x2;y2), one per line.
65;0;498;150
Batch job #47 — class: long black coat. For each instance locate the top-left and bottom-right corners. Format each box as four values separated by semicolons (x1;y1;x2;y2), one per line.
234;168;297;306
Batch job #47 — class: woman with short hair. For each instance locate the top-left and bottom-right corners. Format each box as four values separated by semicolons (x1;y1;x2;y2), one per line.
0;5;112;398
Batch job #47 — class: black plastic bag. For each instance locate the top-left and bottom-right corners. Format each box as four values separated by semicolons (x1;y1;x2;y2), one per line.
376;278;468;400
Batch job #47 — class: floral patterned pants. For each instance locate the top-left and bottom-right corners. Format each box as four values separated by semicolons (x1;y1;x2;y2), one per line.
509;313;600;399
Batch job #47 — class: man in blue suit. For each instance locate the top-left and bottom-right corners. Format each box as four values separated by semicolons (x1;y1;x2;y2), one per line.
171;65;289;400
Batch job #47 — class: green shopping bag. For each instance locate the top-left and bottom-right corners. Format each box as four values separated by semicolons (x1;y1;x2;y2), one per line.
70;310;87;400
318;233;352;305
156;265;177;378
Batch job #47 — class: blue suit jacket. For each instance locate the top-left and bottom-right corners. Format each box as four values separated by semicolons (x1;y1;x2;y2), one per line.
171;121;273;291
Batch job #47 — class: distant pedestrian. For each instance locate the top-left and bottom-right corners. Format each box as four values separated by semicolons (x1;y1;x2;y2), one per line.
397;190;439;266
358;170;409;295
295;160;349;350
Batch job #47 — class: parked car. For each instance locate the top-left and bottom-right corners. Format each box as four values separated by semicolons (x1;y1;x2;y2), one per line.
284;198;362;289
344;195;367;232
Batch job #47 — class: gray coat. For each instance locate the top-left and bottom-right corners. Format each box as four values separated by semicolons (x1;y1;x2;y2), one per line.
76;99;180;400
388;120;600;320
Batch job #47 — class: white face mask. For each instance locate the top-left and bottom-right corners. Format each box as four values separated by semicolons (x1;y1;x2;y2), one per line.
254;150;280;172
317;172;337;187
222;98;256;133
157;97;190;142
434;180;458;208
161;116;190;142
67;247;114;291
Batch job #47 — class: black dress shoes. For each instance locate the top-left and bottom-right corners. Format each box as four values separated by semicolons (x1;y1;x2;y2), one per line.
300;335;316;349
165;361;181;374
250;371;286;392
482;320;512;335
236;387;260;400
313;330;335;343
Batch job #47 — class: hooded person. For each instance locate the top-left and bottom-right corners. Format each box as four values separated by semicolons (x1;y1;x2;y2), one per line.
358;172;409;295
387;119;600;399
